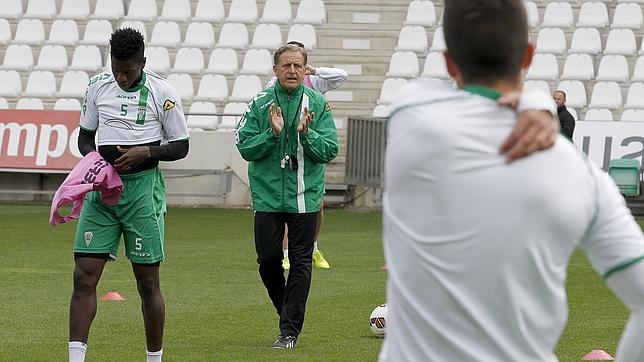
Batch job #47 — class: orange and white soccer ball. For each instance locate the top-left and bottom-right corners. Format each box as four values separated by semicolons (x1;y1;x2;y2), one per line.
369;303;387;338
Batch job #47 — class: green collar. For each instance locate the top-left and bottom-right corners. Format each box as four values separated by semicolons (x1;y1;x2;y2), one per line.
275;80;304;97
125;71;147;92
463;84;502;101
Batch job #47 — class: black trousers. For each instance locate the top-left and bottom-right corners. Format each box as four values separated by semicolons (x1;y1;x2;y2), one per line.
254;211;318;337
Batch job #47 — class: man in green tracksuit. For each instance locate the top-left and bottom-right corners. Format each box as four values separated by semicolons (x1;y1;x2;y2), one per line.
235;43;338;349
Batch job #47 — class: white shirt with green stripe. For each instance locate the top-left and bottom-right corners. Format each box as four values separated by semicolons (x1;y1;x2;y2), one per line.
380;78;644;361
80;68;189;145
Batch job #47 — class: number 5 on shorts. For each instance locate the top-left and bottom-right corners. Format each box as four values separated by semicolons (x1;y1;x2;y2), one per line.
135;237;142;251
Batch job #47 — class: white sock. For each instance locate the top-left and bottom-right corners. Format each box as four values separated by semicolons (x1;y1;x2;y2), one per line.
68;341;87;362
146;348;163;362
283;249;288;258
314;241;318;251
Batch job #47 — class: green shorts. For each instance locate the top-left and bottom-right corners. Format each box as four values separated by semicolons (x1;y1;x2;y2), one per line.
74;167;167;264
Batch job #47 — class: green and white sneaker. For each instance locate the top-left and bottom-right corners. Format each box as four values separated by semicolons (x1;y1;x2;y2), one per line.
282;256;290;270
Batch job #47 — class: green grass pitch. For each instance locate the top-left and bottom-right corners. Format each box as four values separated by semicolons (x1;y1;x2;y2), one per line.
0;204;638;361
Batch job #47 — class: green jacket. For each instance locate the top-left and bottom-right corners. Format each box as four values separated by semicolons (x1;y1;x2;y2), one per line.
236;81;338;213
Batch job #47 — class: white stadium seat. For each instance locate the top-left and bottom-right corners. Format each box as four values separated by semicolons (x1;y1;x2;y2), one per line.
621;109;644;121
632;56;644;81
0;97;9;109
525;53;558;81
260;0;292;24
596;55;629;82
16;98;44;110
167;73;194;102
569;27;602;54
567;107;578;121
612;3;643;29
524;80;551;95
54;98;82;111
0;70;23;97
13;19;46;45
604;28;637;56
217;23;249;49
2;44;34;71
184;22;216;49
58;70;89;98
194;0;225;22
206;48;239;75
92;0;124;20
159;0;192;22
624;83;644;109
577;2;609;28
372;104;390;118
287;24;317;50
145;47;171;74
172;48;205;75
59;0;90;20
219;102;248;130
294;0;326;25
421;52;449;79
35;45;68;72
187;101;219;130
24;0;57;20
69;45;103;72
0;0;23;20
194;74;229;103
377;78;408;105
525;1;539;28
81;20;113;46
239;49;273;75
429;26;446;52
230;75;262;102
386;51;419;78
584;108;613;121
589;81;623;110
395;26;428;53
250;23;283;50
561;54;594;81
24;71;57;97
47;19;80;46
227;0;258;24
557;80;588;108
149;21;182;48
0;19;10;45
542;2;574;28
404;1;437;27
536;28;566;54
125;0;158;21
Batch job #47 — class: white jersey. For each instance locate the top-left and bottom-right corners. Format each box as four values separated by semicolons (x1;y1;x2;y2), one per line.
380;78;644;362
266;66;348;95
80;68;189;146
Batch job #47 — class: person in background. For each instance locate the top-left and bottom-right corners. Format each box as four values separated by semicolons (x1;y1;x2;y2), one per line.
380;1;644;360
267;40;348;270
236;43;338;349
553;90;575;140
68;28;189;362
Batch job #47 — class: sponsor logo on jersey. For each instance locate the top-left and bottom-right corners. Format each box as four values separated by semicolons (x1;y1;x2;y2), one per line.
325;102;331;112
84;231;93;246
116;94;136;100
163;99;176;111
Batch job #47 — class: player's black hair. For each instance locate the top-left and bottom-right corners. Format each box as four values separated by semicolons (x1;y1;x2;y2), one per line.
443;0;528;85
273;43;307;65
109;28;145;62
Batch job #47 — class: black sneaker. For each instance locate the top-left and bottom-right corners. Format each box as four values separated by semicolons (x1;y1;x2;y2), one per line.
272;335;297;349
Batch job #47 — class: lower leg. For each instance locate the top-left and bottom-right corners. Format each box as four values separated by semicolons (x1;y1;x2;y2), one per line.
132;263;164;352
69;257;107;343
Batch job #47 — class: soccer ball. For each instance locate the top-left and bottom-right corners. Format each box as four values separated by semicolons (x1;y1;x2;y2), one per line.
369;303;388;338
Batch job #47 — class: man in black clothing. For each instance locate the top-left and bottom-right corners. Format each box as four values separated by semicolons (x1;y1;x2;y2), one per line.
553;90;575;140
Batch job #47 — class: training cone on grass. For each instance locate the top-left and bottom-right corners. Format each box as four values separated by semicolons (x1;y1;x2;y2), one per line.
582;349;614;361
100;292;126;301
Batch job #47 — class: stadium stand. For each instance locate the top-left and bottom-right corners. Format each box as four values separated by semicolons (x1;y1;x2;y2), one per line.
59;0;91;20
260;0;292;24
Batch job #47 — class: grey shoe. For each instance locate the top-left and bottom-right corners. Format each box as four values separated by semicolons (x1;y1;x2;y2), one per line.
272;335;297;349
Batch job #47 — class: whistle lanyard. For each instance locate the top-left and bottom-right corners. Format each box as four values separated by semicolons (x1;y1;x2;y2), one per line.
273;88;304;157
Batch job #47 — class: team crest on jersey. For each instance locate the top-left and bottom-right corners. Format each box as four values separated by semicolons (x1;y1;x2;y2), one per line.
324;102;331;112
163;99;176;111
84;231;93;246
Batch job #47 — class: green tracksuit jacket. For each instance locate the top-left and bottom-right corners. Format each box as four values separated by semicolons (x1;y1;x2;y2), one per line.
235;81;338;213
